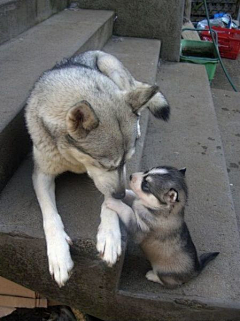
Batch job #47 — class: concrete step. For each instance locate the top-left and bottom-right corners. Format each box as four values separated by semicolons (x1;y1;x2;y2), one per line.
211;88;240;228
211;57;240;92
0;8;114;191
72;0;184;61
0;0;68;45
0;37;161;318
117;63;240;320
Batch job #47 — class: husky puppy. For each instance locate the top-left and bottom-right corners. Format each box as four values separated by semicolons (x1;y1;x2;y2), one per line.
25;50;170;287
106;166;219;288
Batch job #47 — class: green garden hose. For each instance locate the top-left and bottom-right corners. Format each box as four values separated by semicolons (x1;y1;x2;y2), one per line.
203;0;238;91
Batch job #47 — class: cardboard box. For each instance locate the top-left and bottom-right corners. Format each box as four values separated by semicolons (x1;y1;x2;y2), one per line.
0;276;48;317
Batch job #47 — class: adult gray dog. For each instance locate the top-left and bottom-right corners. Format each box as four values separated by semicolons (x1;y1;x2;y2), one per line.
25;50;170;287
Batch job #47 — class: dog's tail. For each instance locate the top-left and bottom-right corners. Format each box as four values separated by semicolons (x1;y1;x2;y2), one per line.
199;252;219;272
147;91;170;121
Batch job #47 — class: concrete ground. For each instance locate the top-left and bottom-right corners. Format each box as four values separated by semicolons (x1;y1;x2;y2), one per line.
210;55;240;229
211;89;240;229
126;62;240;305
211;56;240;91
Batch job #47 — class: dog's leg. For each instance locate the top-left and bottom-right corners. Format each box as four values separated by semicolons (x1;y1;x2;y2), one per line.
96;52;135;91
33;168;74;287
97;53;170;121
96;202;122;266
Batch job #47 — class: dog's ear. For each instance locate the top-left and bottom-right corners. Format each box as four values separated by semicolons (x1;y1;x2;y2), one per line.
126;84;159;114
179;168;186;176
165;189;179;204
66;101;99;139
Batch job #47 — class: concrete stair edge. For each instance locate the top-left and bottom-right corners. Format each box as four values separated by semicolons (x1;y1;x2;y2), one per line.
0;0;68;45
211;88;240;229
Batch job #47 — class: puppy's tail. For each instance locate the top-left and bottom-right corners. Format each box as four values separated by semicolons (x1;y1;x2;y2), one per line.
147;91;170;121
199;252;219;272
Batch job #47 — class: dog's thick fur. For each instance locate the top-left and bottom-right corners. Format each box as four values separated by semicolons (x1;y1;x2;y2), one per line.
25;50;170;286
106;166;219;288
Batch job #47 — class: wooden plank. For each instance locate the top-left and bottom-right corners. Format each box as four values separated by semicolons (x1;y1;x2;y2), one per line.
0;295;47;308
0;276;35;298
0;276;47;308
182;21;201;40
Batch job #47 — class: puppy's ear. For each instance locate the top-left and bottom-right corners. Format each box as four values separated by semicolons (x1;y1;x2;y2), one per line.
126;84;159;114
166;189;178;204
179;168;186;176
66;101;99;139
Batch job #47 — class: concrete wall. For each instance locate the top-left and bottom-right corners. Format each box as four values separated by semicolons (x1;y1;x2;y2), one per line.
0;0;68;45
73;0;184;61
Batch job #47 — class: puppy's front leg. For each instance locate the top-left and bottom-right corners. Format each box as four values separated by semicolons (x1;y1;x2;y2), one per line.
33;168;74;287
96;202;121;266
105;198;137;232
146;270;164;285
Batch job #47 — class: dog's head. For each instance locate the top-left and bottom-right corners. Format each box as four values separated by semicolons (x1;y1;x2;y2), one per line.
65;84;158;198
129;166;188;210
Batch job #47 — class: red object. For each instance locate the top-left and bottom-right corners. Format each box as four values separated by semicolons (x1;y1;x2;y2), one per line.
200;26;240;60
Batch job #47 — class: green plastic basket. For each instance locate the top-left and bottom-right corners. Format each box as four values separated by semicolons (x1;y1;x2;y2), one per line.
180;32;219;82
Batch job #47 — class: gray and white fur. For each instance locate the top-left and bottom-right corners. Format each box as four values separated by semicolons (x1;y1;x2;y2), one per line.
25;50;170;287
106;166;219;288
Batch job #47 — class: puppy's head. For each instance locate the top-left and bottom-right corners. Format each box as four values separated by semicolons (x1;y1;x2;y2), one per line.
130;166;188;210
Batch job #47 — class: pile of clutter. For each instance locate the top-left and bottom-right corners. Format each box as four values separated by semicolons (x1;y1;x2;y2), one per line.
197;13;239;30
198;13;240;60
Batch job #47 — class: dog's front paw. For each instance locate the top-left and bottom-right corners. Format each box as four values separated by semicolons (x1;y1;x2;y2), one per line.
97;223;121;267
47;230;74;287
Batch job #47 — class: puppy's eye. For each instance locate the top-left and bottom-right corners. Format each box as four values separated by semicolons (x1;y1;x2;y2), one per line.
141;180;150;193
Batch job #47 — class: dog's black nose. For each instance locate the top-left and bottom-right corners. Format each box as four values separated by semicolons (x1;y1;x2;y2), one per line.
129;174;132;181
112;191;126;199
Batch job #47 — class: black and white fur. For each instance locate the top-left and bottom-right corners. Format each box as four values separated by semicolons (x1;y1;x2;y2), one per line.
106;166;219;288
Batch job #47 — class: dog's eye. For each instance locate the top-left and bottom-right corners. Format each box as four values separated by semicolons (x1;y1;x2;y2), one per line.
141;180;150;193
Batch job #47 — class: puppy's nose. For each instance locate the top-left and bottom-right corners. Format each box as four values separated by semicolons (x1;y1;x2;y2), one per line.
130;174;137;184
112;191;126;199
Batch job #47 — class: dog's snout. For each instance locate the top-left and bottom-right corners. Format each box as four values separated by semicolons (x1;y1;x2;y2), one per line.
129;174;132;181
112;191;126;199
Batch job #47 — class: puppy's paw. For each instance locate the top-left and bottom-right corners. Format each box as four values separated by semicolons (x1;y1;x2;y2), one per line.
146;270;163;284
105;198;122;212
47;230;74;287
97;224;121;266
